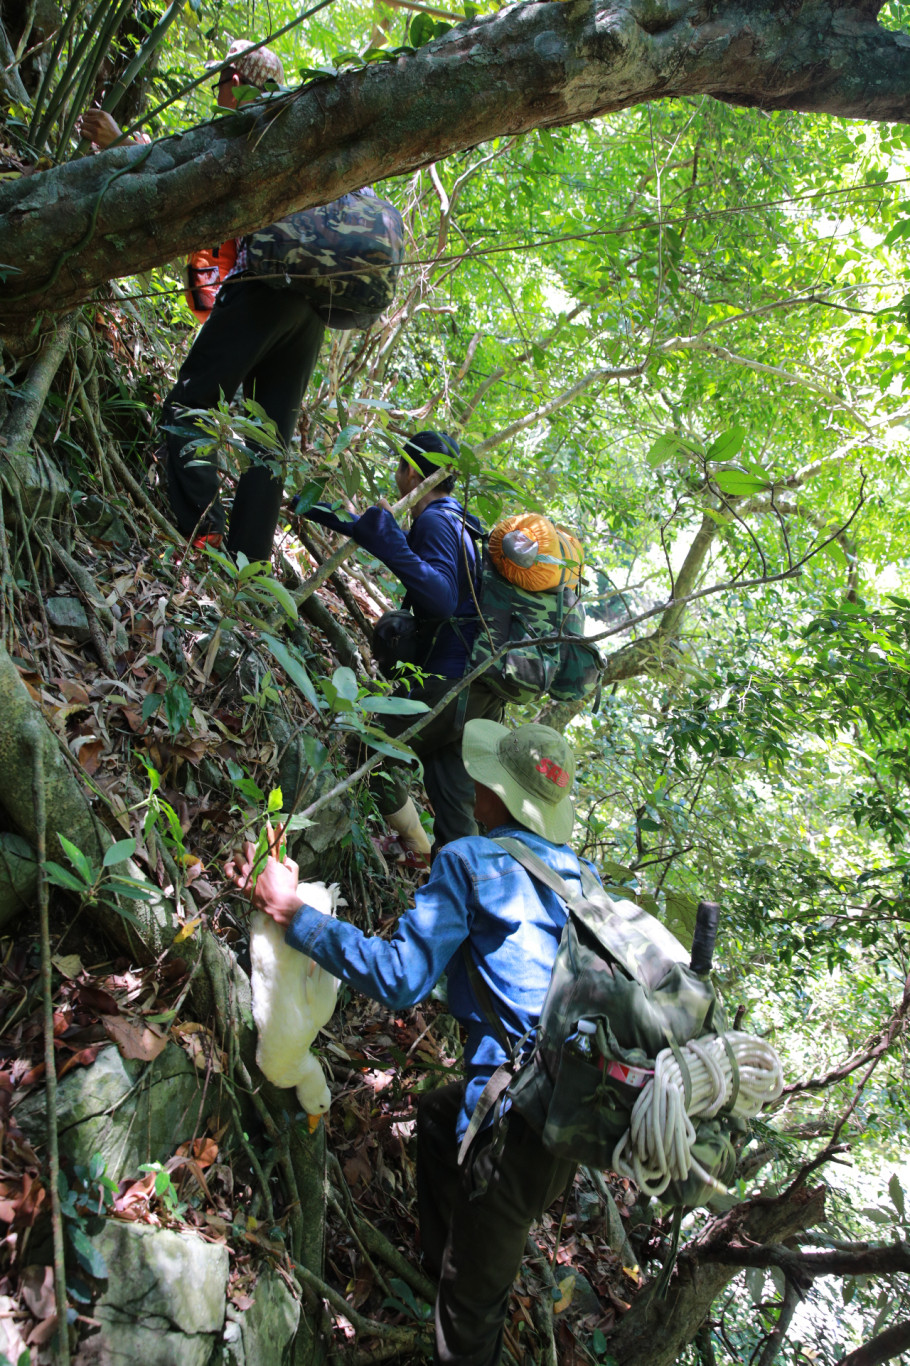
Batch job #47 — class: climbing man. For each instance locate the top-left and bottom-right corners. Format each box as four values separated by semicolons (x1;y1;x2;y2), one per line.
159;40;329;561
226;718;592;1366
82;40;322;560
299;431;503;860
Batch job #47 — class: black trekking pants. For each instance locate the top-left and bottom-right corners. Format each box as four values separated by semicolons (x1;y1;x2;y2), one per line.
417;1081;573;1366
162;277;325;562
367;677;503;850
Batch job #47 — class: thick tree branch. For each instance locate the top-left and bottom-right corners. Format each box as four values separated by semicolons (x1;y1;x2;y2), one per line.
606;1184;827;1366
702;1241;910;1279
4;0;910;319
837;1320;910;1366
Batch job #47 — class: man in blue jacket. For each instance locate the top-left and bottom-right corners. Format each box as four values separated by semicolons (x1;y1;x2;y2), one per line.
302;431;502;857
226;719;586;1366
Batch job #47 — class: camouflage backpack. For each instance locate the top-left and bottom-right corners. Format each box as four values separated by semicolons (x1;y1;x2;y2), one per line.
246;188;405;329
444;511;602;705
467;552;604;706
460;837;740;1208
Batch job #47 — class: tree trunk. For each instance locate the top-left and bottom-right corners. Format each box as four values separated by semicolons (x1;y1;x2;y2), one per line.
2;0;910;321
608;1184;826;1366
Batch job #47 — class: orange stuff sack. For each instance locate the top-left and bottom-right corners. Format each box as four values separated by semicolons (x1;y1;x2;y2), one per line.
488;514;584;593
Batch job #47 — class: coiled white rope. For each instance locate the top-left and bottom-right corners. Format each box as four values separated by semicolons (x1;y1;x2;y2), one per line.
612;1031;784;1198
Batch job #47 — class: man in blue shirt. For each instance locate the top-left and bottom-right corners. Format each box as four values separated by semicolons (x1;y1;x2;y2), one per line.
302;432;503;857
226;719;588;1365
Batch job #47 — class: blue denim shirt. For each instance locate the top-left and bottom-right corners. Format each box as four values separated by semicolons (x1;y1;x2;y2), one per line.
284;824;599;1140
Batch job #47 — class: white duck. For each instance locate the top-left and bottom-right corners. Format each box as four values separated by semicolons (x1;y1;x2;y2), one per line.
250;880;342;1128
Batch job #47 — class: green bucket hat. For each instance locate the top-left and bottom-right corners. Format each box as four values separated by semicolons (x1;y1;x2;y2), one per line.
462;720;575;844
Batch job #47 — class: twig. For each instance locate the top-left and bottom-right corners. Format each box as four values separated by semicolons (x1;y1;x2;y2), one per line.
754;1280;802;1366
31;724;70;1364
782;972;910;1096
231;1054;306;1259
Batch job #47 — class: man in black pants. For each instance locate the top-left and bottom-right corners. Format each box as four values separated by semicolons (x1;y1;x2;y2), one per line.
161;41;326;561
226;719;587;1364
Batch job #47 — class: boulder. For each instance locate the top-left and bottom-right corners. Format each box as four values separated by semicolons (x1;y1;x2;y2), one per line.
219;1266;300;1365
88;1220;228;1366
45;595;91;643
0;830;38;929
14;1042;219;1182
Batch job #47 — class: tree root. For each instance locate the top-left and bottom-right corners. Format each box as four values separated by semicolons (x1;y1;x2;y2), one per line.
30;714;71;1365
0;315;74;520
327;1151;437;1304
292;1258;432;1361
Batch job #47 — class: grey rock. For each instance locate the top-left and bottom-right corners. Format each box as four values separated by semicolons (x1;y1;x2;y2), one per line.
46;595;91;643
14;1042;218;1183
233;1265;300;1366
0;830;39;929
75;494;130;550
91;1220;228;1366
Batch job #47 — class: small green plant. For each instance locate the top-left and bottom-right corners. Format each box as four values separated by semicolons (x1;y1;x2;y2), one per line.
381;1276;432;1322
58;1155;117;1282
204;548;300;626
589;1328;618;1364
43;834;153;925
320;665;428;759
241;667;282;711
138;1163;187;1220
137;755;188;864
141;653;194;736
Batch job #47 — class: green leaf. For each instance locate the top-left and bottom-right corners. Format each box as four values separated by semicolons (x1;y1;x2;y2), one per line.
713;469;767;496
261;634;321;711
44;862;90;893
359;695;430;716
884;218;910;246
889;1173;905;1220
102;838;137;868
67;1224;108;1279
141;692;161;722
361;730;420;762
646;434;679;469
706;425;747;463
57;834;95;886
108;880;154;902
820;538;847;567
332;666;359;702
331;424;361;457
163;684;193;736
267;788;284;813
251;574;298;622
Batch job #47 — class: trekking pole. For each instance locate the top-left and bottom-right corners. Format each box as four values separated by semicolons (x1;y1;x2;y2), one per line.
689;901;720;977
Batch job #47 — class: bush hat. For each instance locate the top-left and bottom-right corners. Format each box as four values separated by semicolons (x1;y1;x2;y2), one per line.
207;39;284;90
463;719;575;844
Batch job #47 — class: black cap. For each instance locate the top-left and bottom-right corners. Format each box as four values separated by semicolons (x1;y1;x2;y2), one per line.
401;430;460;477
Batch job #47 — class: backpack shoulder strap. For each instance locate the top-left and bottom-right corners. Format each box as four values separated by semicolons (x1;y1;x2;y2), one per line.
492;835;577;904
460;942;513;1057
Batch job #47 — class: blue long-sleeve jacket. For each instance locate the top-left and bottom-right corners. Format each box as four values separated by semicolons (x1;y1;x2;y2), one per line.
285;824;599;1140
305;495;479;677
